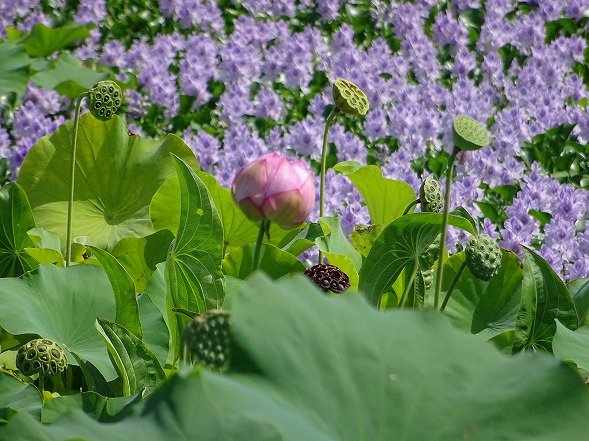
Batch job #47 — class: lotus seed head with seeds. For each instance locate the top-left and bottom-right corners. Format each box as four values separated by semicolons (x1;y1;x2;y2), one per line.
452;115;489;151
304;264;351;293
332;78;369;116
465;234;502;281
182;310;230;370
16;339;68;377
419;176;443;213
88;80;122;121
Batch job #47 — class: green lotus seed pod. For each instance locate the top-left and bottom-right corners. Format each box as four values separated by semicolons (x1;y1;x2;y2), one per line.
332;78;369;116
419;176;443;213
465;234;502;281
182;310;230;370
88;80;122;121
420;266;434;293
16;339;68;377
452;115;489;151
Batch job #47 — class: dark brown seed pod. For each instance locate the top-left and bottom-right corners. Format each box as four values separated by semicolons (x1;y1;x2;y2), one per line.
88;80;122;121
304;264;351;294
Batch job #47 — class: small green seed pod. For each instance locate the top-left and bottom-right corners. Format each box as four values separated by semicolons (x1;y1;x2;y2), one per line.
88;81;122;121
182;310;230;370
419;176;443;213
332;78;369;116
465;234;502;281
16;339;68;377
452;115;489;151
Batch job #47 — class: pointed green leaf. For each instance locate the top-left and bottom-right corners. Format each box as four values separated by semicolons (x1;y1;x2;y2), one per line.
222;243;305;280
0;183;38;277
442;251;523;339
512;247;578;353
89;246;142;339
553;320;589;372
166;156;225;361
333;162;416;225
0;264;116;380
568;278;589;325
17;113;198;251
95;318;165;397
315;216;362;271
358;213;476;306
110;230;174;294
0;372;42;423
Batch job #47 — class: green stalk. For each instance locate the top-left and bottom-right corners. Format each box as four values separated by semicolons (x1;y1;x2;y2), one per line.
253;219;269;271
65;93;87;267
440;261;467;312
402;199;419;216
38;374;45;399
433;146;459;310
318;108;338;265
399;265;418;308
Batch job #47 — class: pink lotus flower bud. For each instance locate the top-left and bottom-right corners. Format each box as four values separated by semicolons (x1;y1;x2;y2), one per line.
231;153;315;230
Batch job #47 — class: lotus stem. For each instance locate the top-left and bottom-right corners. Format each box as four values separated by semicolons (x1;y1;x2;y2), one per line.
399;264;418;308
65;93;87;267
318;108;338;265
440;261;468;312
402;199;419;216
433;145;459;310
253;219;269;271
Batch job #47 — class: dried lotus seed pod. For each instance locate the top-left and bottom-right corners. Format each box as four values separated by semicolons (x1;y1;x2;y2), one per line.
88;80;122;121
304;263;351;294
332;78;369;116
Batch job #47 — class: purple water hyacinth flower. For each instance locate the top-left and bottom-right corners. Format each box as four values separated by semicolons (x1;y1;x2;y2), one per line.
286;117;323;160
253;88;284;121
74;0;107;25
539;244;565;276
100;40;127;68
22;84;63;115
183;129;220;173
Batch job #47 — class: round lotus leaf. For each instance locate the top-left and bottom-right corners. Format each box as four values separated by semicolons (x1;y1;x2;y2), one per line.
452;115;489;151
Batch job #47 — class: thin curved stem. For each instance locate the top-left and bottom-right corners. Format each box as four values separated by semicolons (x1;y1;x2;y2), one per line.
65;93;87;267
38;374;45;398
253;219;268;271
402;199;419;216
318;108;338;265
399;264;418;309
440;261;468;312
433;146;459;310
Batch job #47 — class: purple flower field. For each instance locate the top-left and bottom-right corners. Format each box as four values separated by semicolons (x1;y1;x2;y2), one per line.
1;0;588;279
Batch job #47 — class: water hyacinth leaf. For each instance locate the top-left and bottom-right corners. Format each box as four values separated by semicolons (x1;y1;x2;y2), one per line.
6;22;91;58
333;161;415;225
110;229;174;294
31;53;108;99
7;274;589;440
222;243;305;280
0;40;31;104
552;320;589;372
441;251;523;339
512;247;578;353
0;372;42;423
358;213;476;306
0;264;116;380
0;183;38;277
95;319;165;397
41;391;142;424
17;113;198;251
150;174;292;252
89;246;142;339
166;156;224;361
315;217;362;271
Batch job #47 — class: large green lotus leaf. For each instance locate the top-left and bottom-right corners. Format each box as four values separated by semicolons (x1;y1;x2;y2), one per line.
553;320;589;372
0;40;31;104
222;243;305;280
569;278;589;325
150;173;293;252
358;213;476;306
0;372;42;423
512;247;578;353
5;274;589;440
441;251;523;339
333;161;416;225
0;264;116;380
6;22;91;58
0;183;38;277
17;113;198;251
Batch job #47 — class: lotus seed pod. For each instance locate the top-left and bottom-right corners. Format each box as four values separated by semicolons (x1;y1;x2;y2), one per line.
332;78;369;116
88;81;122;121
452;115;489;151
16;339;68;377
182;310;230;370
419;177;443;213
465;234;502;281
304;263;351;293
420;267;434;293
